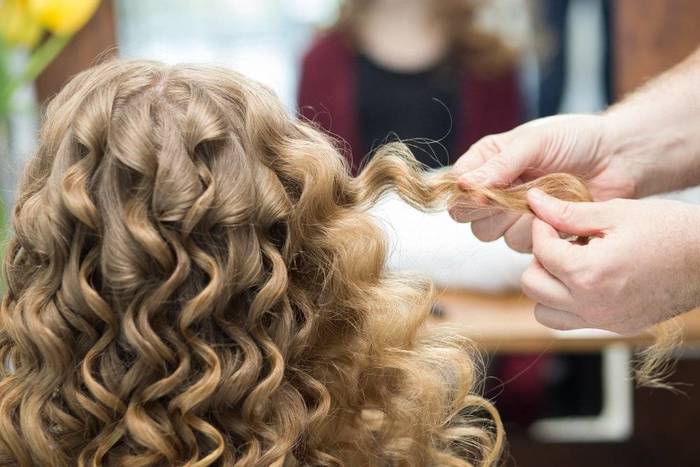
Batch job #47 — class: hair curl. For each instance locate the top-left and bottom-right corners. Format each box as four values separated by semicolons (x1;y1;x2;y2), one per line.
0;59;514;466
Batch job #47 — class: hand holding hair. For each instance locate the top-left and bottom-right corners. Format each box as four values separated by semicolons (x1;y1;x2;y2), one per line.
359;145;690;385
440;160;699;337
449;114;634;252
445;47;700;386
521;189;700;337
451;47;700;253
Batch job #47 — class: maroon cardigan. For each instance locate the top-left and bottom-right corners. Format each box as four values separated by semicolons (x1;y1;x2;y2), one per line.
298;30;523;173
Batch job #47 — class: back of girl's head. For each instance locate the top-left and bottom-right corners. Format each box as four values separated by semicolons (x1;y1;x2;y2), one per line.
0;60;501;466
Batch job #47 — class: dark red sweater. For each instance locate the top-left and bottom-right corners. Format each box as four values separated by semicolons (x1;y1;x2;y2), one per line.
298;30;522;173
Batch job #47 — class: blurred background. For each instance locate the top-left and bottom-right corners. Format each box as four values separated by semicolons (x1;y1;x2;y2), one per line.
2;1;700;465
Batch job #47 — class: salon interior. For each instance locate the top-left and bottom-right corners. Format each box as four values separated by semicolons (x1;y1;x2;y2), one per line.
2;1;700;466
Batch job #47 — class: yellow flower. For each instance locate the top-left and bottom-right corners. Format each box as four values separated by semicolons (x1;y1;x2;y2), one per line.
28;0;100;36
0;0;43;47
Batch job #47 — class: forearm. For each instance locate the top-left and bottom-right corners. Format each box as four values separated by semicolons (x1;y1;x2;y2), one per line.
602;47;700;197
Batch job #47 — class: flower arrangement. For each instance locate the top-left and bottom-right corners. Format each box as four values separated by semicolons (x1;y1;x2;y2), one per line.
0;0;100;257
0;0;101;116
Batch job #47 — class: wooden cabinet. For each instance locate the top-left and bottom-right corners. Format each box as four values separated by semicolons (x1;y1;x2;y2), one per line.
614;0;700;96
35;1;117;104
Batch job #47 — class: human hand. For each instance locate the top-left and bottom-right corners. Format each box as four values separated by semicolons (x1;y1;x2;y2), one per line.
521;189;700;334
449;114;639;252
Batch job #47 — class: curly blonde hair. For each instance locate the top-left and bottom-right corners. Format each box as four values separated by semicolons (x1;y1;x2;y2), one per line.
0;59;507;466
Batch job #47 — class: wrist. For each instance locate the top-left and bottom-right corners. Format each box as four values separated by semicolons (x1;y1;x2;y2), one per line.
601;107;700;198
595;112;645;198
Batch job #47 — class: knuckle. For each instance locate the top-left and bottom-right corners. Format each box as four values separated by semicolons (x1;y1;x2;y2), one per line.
558;202;576;223
569;262;600;291
459;135;501;168
573;271;597;292
478;134;500;150
453;153;477;172
486;156;509;173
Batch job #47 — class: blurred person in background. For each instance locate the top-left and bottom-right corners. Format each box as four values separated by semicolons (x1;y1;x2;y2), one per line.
298;0;522;173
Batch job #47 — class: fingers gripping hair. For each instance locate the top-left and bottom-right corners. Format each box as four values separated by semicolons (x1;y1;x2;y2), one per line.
356;142;679;391
354;141;593;212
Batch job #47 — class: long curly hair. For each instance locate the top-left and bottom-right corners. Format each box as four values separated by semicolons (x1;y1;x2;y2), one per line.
0;59;510;466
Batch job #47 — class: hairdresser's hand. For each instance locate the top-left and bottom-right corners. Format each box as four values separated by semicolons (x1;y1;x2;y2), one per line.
449;114;638;252
521;189;700;334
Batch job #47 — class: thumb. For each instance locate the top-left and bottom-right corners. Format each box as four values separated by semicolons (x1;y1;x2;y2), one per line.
458;137;540;189
527;188;605;236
